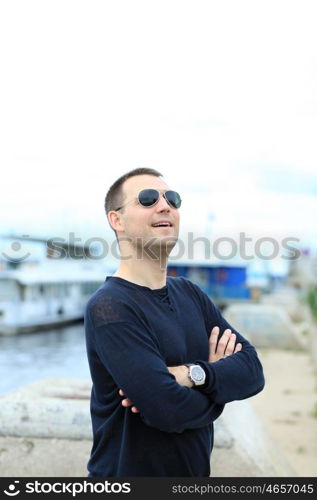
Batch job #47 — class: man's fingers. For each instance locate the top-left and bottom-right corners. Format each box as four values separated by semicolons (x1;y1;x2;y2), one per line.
234;343;242;353
122;400;140;413
119;391;140;413
121;397;133;407
217;328;232;354
225;333;236;355
209;326;220;354
209;327;242;362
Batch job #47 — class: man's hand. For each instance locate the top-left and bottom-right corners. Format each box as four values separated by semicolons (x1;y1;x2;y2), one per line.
119;389;140;413
209;326;242;362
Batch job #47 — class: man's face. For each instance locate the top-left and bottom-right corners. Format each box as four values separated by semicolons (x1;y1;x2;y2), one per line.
118;175;180;253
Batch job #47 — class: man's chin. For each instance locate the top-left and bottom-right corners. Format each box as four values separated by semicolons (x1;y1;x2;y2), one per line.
135;236;178;260
156;236;178;248
155;237;178;258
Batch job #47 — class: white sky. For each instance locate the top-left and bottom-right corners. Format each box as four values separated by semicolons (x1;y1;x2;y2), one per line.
1;0;317;259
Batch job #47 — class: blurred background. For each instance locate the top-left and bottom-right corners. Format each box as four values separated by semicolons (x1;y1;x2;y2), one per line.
0;0;316;477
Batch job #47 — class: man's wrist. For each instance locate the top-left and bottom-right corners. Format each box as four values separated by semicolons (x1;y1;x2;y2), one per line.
185;363;206;387
183;365;194;388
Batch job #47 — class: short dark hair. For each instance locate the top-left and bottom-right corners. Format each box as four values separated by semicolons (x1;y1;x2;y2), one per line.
105;167;163;235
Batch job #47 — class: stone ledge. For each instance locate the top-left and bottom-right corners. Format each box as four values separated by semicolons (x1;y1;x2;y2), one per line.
0;378;92;440
0;377;296;477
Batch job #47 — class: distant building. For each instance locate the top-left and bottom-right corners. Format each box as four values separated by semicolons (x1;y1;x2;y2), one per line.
0;234;99;269
167;259;251;308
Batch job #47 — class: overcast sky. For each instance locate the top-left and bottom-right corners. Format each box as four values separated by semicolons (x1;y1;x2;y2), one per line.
1;0;316;263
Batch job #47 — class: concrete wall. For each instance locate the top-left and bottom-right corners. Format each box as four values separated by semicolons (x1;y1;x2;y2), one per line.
0;378;295;477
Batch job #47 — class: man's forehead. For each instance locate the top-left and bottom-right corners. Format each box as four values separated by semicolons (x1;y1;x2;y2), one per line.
123;175;171;197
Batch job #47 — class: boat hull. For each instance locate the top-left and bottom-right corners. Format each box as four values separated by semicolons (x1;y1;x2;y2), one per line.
0;315;84;336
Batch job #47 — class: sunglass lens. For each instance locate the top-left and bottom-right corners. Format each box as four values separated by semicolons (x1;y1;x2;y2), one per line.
138;189;159;207
165;191;182;209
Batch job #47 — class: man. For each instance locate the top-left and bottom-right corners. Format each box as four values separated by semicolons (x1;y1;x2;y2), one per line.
85;167;265;477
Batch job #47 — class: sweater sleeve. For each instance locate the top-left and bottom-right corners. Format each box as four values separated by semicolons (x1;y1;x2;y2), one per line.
188;281;265;404
87;297;224;434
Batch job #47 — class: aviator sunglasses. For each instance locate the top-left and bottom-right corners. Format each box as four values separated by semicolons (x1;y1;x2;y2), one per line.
115;189;182;211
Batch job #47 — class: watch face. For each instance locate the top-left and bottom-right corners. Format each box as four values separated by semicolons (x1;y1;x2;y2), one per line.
191;366;204;381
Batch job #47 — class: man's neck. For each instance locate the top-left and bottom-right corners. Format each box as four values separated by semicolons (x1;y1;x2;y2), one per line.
113;258;168;290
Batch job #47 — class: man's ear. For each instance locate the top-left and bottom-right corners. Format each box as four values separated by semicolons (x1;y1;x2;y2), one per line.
108;210;124;233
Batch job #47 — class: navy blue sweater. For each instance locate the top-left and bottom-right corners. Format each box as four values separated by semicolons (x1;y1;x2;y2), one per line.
85;276;264;477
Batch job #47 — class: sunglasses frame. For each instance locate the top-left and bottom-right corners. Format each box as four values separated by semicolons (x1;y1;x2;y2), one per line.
115;189;182;211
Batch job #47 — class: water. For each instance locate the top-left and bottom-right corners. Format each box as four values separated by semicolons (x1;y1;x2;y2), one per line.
0;323;91;395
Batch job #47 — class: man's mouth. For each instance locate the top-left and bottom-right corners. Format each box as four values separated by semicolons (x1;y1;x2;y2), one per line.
151;222;173;227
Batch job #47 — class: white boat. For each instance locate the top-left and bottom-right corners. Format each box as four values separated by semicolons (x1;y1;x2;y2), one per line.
0;263;106;335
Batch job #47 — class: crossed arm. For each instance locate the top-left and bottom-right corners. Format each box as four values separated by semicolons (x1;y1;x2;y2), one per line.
120;326;242;412
89;289;264;433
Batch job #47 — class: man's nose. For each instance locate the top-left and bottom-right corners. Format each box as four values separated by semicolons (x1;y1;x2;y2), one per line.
156;194;171;211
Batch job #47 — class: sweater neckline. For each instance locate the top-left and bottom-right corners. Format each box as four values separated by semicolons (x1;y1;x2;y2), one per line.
105;276;168;293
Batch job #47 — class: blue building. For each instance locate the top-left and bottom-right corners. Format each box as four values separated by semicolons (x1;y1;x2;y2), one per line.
167;259;250;307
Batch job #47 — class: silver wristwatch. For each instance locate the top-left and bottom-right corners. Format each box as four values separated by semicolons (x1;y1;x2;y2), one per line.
185;363;206;386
